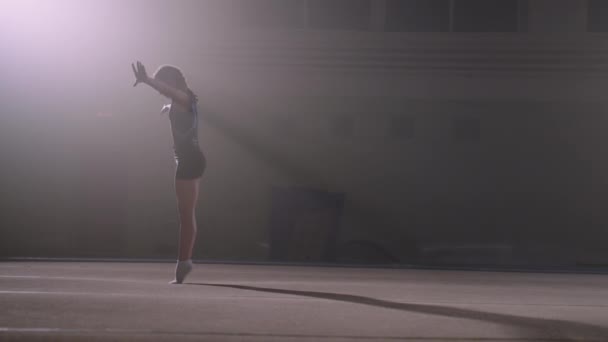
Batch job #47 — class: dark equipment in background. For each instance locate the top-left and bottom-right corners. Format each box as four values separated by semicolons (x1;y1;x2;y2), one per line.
269;187;345;263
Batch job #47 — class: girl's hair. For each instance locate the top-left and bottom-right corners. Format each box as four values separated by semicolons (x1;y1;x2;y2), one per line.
153;65;188;90
153;64;197;103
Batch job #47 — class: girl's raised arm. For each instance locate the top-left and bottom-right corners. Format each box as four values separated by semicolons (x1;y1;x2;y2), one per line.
132;61;192;107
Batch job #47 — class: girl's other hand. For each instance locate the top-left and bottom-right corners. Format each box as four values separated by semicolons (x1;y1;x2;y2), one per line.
131;61;148;87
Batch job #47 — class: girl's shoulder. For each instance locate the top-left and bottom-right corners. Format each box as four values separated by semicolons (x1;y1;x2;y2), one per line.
187;89;198;104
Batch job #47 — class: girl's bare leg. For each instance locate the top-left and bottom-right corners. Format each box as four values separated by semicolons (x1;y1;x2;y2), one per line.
171;177;200;284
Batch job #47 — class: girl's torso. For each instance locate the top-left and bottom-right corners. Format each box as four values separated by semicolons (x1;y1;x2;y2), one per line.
168;100;201;159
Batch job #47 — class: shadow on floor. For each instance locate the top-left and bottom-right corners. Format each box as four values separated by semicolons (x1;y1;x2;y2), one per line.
189;283;608;341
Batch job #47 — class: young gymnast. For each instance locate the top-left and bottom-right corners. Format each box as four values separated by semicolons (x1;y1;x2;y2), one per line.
132;61;206;284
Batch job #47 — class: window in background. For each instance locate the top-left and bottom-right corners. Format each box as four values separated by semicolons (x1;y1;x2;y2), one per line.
517;0;529;32
385;0;450;32
452;0;520;32
307;0;371;31
232;0;304;28
330;115;355;138
452;117;480;142
273;116;296;137
389;116;415;139
588;0;608;32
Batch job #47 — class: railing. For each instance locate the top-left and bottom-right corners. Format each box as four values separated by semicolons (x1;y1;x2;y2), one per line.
194;31;608;75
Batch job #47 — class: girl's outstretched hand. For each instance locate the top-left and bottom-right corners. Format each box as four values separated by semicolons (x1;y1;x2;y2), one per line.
131;61;148;87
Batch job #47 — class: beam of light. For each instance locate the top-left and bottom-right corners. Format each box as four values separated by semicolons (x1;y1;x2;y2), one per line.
1;0;142;59
0;0;144;114
1;0;93;48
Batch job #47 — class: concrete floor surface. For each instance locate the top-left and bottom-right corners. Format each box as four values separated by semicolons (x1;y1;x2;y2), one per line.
1;262;607;341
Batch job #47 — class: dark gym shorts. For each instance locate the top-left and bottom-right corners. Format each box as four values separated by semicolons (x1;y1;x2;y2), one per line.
175;149;206;180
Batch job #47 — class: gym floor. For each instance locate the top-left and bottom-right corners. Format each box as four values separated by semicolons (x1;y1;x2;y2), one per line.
1;261;607;341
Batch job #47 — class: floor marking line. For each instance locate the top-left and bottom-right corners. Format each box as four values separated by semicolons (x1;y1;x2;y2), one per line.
1;290;607;307
0;327;600;341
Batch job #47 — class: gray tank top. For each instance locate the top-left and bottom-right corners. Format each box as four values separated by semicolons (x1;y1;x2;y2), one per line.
168;95;200;159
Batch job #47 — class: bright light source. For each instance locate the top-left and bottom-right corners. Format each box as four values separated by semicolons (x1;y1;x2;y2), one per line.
1;0;82;39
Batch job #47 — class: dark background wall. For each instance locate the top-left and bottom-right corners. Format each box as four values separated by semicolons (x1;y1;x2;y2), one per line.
1;0;607;268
